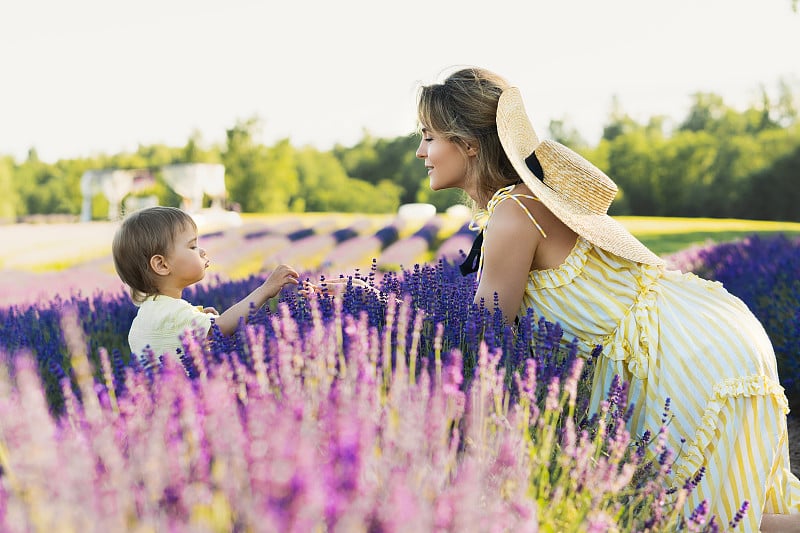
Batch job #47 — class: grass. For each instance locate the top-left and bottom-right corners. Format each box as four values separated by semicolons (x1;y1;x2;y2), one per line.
618;217;800;256
636;230;800;256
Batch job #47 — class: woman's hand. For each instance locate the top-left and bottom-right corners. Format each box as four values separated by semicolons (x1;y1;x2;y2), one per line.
299;277;374;297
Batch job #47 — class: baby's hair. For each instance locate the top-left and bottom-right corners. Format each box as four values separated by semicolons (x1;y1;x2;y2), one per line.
112;206;197;304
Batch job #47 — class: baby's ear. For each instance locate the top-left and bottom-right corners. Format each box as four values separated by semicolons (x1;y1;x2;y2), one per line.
149;254;170;276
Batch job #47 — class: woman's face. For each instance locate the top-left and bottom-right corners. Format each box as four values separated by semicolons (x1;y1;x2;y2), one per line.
416;128;474;193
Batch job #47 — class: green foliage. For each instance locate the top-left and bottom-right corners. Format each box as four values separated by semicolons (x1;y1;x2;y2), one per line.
602;95;641;142
601;132;661;216
333;133;424;205
294;146;401;213
599;83;800;220
222;118;299;213
3;81;800;220
260;139;300;213
0;156;17;221
90;193;110;220
744;144;800;221
349;179;403;213
294;146;346;211
548;118;588;149
13;149;83;216
333;132;471;212
183;129;220;164
638;229;800;256
653;130;716;216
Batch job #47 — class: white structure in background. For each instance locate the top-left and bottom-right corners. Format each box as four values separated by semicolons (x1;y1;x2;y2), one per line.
160;163;227;212
445;203;472;222
80;169;139;221
397;202;437;222
79;163;239;230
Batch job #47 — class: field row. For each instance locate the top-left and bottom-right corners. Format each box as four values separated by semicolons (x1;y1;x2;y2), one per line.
2;211;799;308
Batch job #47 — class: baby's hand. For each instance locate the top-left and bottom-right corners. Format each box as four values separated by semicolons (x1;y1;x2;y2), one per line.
202;307;220;316
263;264;300;297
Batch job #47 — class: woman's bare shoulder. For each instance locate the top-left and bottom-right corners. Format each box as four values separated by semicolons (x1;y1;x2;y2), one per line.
488;186;543;233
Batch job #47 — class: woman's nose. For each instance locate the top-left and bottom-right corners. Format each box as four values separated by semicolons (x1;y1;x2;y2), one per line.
415;140;426;159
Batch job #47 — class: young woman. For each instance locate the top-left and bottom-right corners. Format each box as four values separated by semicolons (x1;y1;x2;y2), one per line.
415;66;800;531
112;206;299;359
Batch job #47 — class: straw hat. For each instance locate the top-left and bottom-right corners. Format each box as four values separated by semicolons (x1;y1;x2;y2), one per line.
496;87;664;266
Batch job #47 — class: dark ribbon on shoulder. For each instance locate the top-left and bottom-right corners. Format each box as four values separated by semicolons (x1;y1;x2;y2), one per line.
459;231;484;276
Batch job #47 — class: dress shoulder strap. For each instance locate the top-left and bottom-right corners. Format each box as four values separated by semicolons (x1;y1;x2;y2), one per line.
465;184;548;283
485;185;547;239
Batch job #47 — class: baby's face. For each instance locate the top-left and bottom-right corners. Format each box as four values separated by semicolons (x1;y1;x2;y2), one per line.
163;226;209;287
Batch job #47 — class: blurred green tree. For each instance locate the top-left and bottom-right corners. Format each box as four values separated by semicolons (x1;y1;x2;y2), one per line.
0;156;18;221
222;117;300;213
333;133;423;206
295;146;401;213
548;118;587;149
744;144;800;220
14;149;81;216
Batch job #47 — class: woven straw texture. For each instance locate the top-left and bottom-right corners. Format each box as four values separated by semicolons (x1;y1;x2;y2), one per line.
496;87;664;266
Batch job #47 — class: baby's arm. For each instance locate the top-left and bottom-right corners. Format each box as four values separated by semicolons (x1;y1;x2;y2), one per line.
212;264;299;335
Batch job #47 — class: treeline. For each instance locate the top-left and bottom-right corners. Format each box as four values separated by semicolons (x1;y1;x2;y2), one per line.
585;88;800;220
0;85;798;222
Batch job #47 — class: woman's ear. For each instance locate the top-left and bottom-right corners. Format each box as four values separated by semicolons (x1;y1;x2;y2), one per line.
149;254;170;276
465;142;478;156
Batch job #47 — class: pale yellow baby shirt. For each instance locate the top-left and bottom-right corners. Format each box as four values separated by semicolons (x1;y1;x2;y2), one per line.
128;295;212;358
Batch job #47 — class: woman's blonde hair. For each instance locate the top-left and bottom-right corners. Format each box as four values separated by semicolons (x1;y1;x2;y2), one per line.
416;67;520;207
112;206;196;304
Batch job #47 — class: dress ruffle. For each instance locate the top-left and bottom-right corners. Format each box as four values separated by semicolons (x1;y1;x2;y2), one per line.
595;265;663;380
674;374;790;483
514;222;800;524
528;237;592;289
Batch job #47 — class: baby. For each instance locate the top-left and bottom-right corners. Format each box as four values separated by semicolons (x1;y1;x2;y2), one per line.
112;206;298;359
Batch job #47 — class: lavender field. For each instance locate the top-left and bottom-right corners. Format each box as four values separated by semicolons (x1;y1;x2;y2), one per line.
0;211;474;308
1;215;799;531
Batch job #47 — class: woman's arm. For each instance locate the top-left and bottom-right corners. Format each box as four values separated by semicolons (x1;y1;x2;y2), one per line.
474;200;541;322
301;276;377;296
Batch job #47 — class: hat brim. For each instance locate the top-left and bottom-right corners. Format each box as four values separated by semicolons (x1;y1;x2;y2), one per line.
497;90;664;266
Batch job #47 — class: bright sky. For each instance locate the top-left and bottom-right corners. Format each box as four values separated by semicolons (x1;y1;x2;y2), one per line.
1;0;799;163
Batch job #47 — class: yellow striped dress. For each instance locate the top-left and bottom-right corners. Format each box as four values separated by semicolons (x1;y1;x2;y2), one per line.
476;186;800;530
